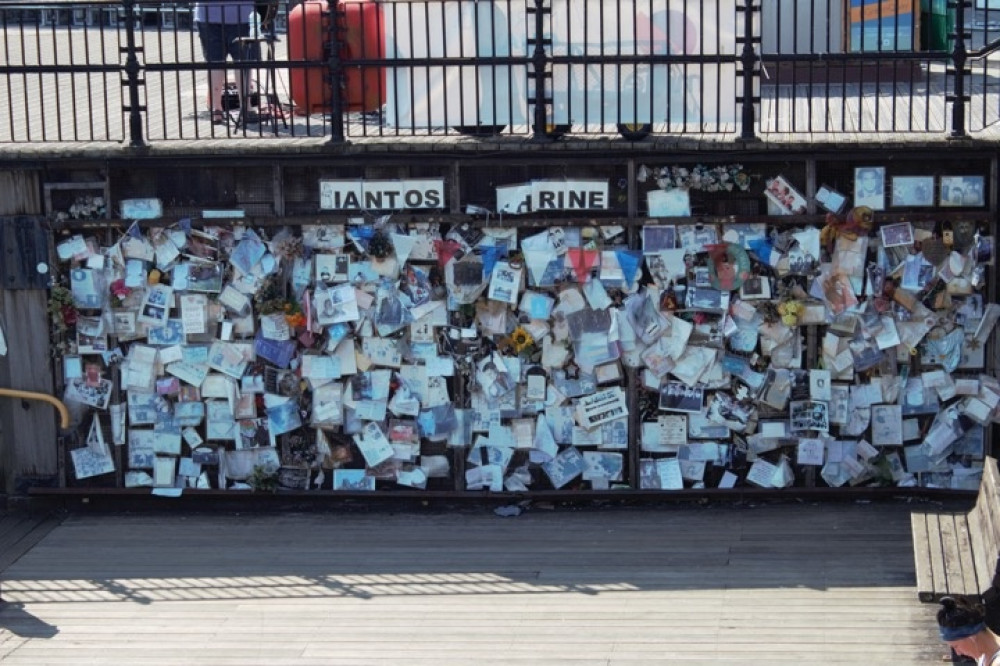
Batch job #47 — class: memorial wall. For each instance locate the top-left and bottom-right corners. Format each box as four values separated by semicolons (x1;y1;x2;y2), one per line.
42;160;996;496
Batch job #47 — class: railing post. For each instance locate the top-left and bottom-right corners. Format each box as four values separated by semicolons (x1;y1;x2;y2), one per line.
121;0;146;148
736;2;759;142
948;0;970;138
326;0;345;144
527;0;552;142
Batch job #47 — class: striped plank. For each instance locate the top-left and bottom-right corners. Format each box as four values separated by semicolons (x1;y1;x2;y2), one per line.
0;502;949;664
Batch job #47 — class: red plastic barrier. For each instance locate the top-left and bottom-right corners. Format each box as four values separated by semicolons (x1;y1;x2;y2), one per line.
288;0;386;114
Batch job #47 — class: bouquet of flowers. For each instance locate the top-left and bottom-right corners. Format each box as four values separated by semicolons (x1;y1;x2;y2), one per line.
55;195;106;222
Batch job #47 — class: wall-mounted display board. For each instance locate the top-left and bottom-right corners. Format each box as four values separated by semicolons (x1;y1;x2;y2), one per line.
46;171;994;495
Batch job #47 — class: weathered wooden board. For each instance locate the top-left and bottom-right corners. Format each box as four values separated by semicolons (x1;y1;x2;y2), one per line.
0;289;58;494
912;457;1000;603
0;217;49;291
0;502;945;665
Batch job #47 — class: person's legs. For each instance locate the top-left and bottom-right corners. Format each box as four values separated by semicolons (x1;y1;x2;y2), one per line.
224;23;259;114
196;22;228;119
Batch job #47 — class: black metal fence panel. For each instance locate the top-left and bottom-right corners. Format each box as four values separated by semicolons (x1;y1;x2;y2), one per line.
0;0;996;144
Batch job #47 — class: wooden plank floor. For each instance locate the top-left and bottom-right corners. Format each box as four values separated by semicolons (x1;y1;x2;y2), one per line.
0;501;951;664
0;511;63;572
3;26;1000;148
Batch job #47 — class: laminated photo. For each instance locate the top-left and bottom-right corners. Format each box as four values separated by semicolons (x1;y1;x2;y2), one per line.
789;400;829;433
166;360;209;388
71;446;115;480
354;421;394;467
206;400;237;441
879;222;914;248
854;167;886;210
575;387;628;429
706;392;751;432
738;273;771;300
975;235;995;265
76;325;109;355
642;414;685;452
658;381;704;414
228;230;266;276
487;261;522;305
113;310;139;338
174;401;205;427
901;377;940;416
688;411;730;439
638;458;661;489
541;446;586;489
205;341;247;379
147;319;186;346
477;353;515;401
764;175;808;215
334;469;376;491
519;291;555;320
655;458;685;490
362;337;402;368
400;264;432;306
582;451;624;481
237;418;272;449
871;404;903;446
56;234;89;261
678;225;719;254
127;391;166;425
647;189;691;217
599;418;629;449
940;175;985;207
70;268;103;308
186;262;224;293
373;291;409;334
828;384;851;425
266;398;302;436
315;253;348;284
891;176;934;207
302;224;345;251
64;376;112;410
815;184;847;214
138;284;174;327
128;429;156;469
643;227;677;257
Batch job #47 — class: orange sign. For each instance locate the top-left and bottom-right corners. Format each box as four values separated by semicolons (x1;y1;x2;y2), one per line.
850;0;914;24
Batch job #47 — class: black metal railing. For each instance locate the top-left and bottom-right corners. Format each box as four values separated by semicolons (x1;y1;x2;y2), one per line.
0;0;998;145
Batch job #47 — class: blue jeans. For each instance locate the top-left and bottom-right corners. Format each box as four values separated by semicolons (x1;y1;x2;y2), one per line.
197;22;258;62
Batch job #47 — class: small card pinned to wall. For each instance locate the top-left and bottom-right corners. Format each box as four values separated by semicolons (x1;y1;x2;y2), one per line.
202;209;246;219
120;198;163;220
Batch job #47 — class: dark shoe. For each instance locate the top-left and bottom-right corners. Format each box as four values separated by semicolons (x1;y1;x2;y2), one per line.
211;110;226;125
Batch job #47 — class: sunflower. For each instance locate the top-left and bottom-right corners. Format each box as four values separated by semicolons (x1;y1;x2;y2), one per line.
510;326;534;354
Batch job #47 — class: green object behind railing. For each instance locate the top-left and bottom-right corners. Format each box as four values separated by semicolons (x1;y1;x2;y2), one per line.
921;0;954;51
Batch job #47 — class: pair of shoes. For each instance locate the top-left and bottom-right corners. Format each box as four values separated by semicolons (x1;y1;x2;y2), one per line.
211;110;226;125
242;110;264;124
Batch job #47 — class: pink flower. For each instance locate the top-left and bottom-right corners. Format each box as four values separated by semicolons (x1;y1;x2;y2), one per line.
110;279;130;298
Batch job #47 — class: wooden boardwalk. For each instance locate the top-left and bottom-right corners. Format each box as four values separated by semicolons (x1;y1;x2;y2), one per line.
0;500;955;664
3;26;1000;151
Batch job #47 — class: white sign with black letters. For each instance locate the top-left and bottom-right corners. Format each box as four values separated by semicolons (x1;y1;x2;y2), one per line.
497;180;609;214
319;179;446;210
575;387;628;430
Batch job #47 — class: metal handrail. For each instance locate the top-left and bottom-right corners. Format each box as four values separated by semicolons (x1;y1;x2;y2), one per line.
0;388;71;429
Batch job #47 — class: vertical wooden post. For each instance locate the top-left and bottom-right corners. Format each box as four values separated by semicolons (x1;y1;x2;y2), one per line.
0;171;58;495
